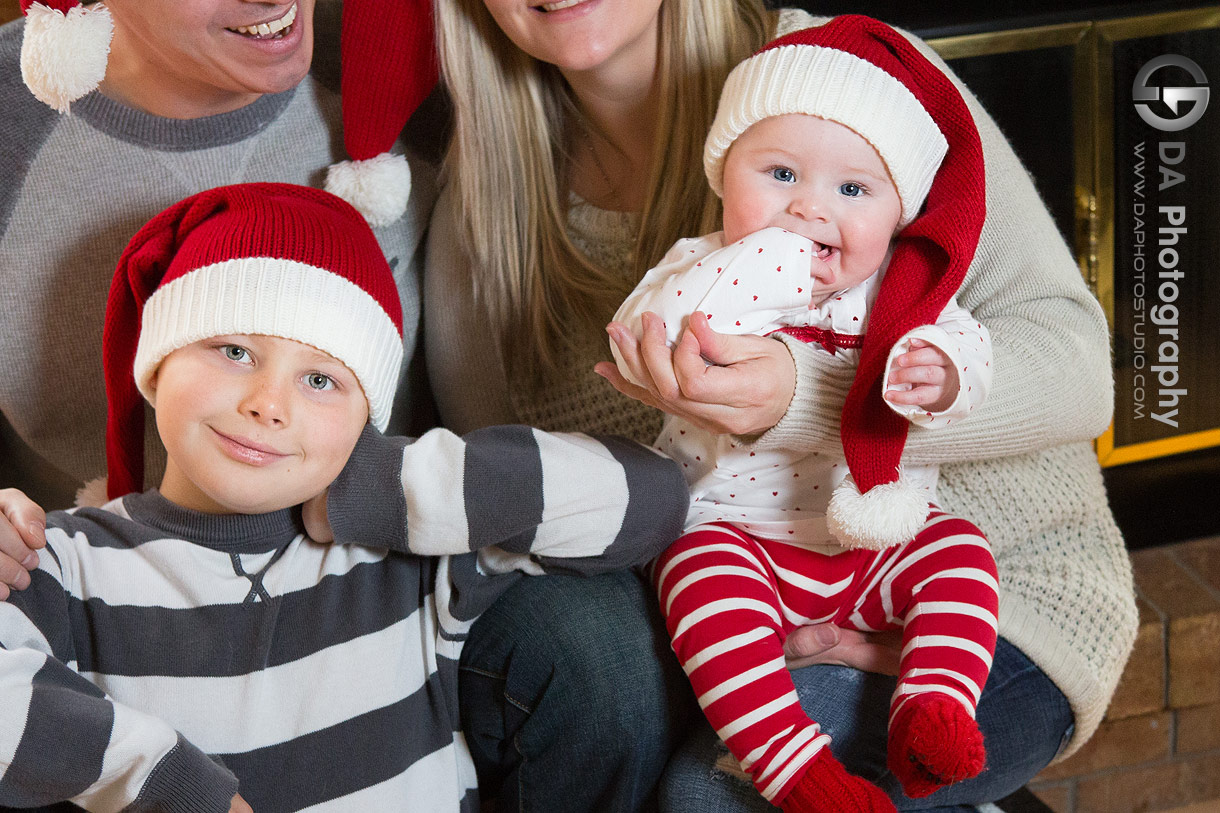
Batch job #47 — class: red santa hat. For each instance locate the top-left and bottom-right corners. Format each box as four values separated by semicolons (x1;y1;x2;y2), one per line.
705;16;986;549
102;183;404;500
18;0;113;113
323;0;439;227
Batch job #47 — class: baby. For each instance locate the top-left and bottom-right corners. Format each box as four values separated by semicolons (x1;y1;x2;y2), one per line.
611;16;998;813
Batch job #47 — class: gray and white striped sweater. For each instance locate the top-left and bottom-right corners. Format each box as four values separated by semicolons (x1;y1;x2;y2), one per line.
0;425;687;812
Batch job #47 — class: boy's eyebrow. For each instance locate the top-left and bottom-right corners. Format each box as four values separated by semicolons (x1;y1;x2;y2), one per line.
300;345;350;369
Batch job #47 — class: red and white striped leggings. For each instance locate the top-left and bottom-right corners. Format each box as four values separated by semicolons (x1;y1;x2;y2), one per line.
653;512;998;803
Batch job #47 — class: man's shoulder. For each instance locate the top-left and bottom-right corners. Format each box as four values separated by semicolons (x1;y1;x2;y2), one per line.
0;17;58;132
0;16;21;58
0;18;31;101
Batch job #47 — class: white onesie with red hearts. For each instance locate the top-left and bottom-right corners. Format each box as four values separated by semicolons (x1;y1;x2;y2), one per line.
611;225;993;548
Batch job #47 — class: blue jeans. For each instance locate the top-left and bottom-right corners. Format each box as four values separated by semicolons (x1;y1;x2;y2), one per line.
658;637;1074;811
459;568;697;812
459;570;1072;812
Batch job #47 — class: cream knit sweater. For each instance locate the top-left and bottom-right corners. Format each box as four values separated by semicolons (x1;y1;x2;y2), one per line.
424;10;1135;759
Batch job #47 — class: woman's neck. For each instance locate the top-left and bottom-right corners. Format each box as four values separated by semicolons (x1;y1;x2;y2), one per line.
561;44;660;212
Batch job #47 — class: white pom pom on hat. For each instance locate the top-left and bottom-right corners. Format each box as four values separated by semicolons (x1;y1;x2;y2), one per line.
826;470;929;550
19;0;113;113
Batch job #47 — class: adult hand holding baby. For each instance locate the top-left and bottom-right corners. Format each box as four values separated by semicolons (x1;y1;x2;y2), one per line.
596;310;796;438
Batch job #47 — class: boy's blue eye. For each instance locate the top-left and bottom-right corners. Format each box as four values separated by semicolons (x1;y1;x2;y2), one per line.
771;167;796;183
222;345;250;362
839;182;863;197
306;373;335;391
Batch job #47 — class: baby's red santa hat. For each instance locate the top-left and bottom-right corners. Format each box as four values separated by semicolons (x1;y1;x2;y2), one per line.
101;183;404;501
18;0;112;113
324;0;438;227
705;16;987;549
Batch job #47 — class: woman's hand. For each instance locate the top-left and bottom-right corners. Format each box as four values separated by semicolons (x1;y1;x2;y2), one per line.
783;624;902;676
0;488;47;600
595;311;796;437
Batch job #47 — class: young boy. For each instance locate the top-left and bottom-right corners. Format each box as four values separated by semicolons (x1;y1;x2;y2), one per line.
609;16;998;813
0;183;687;811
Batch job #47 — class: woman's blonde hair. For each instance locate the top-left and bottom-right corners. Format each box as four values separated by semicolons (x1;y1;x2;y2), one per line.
435;0;769;381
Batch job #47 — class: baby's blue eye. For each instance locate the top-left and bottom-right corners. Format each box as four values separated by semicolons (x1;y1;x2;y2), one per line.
306;373;335;391
221;345;250;362
839;182;863;197
771;167;796;183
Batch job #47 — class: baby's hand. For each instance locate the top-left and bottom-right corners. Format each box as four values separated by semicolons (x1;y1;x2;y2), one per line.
0;488;47;600
884;338;959;413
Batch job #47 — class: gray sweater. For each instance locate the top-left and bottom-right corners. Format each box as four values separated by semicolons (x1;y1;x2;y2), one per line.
0;14;437;510
423;9;1136;759
0;424;686;811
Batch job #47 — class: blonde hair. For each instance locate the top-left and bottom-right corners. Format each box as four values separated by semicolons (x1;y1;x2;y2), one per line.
435;0;769;381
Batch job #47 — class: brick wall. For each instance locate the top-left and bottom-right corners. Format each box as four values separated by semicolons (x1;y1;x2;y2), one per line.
1029;536;1220;812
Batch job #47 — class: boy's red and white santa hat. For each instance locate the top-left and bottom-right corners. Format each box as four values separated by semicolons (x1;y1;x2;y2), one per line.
102;183;404;500
18;0;437;226
17;0;112;113
705;16;987;549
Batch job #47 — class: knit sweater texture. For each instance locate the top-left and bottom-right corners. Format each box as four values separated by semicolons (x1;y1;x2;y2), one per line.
0;4;437;510
423;9;1135;758
0;425;687;811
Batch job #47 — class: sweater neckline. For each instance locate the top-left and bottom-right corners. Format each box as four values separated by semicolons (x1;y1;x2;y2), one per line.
122;490;304;553
72;85;297;152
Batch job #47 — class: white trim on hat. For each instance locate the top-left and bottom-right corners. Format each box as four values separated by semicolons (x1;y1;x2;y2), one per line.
133;257;403;431
704;44;949;226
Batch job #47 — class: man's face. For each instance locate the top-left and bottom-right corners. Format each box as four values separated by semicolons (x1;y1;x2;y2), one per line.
103;0;316;117
153;334;369;515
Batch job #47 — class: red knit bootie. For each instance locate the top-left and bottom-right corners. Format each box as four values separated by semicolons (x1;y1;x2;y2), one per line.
779;748;897;813
887;694;986;798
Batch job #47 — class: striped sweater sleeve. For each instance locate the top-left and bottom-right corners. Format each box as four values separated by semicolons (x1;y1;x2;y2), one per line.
0;526;238;812
326;425;688;571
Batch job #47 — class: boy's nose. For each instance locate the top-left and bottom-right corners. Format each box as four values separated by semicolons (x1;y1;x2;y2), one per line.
240;377;290;426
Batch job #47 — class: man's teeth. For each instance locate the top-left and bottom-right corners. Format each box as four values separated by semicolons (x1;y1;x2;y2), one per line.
538;0;588;11
230;3;297;37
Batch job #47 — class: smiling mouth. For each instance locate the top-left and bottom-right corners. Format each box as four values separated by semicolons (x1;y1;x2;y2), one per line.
534;0;591;11
228;3;297;39
212;428;289;466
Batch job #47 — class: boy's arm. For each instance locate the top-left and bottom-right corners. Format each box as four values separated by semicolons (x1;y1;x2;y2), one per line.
885;297;993;425
326;425;688;572
611;229;814;386
0;531;238;812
